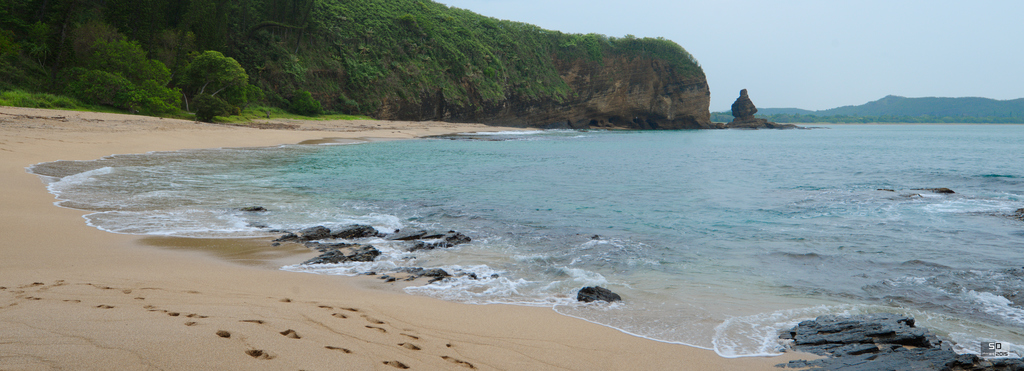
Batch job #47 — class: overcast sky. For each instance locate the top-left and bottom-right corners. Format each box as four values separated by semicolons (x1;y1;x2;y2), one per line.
434;0;1023;111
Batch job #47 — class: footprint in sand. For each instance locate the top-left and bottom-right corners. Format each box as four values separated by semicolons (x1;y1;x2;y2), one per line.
325;346;352;354
362;315;385;324
365;325;387;333
340;307;359;312
279;298;292;303
279;329;301;339
331;313;348;319
318;305;333;309
398;343;421;350
245;349;274;360
383;360;409;369
442;356;476;369
184;322;197;326
96;305;114;309
216;330;231;338
167;312;180;317
240;319;265;324
186;313;208;318
400;333;419;340
63;299;81;303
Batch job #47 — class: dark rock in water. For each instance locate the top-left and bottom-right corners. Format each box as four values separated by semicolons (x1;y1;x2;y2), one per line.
304;241;360;252
577;286;622;303
274;233;300;242
240;206;268;212
782;313;937;349
387;230;428;241
777;313;1024;370
725;89;797;130
442;231;471;245
393;267;452;283
302;244;381;265
407;231;472;252
1014;208;1024;221
299;226;332;241
913;187;955;194
877;188;896;192
731;88;758;118
331;225;380;239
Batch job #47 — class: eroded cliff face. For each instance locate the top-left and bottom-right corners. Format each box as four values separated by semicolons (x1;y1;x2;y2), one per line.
374;56;712;130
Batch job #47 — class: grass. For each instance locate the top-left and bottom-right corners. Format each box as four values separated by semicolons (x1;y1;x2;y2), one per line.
212;106;371;123
0;90;86;110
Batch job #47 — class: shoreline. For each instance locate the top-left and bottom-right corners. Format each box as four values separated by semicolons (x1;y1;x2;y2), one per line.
0;106;815;370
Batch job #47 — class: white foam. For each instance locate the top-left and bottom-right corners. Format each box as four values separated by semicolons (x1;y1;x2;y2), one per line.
966;290;1024;326
46;166;114;194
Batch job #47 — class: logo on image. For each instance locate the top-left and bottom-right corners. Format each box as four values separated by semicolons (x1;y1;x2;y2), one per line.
981;342;1008;357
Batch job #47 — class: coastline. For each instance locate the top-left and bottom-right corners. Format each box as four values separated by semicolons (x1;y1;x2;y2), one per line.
0;106;815;370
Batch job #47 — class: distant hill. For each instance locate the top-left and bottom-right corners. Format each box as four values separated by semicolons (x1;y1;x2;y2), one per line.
760;96;1024;118
712;96;1024;123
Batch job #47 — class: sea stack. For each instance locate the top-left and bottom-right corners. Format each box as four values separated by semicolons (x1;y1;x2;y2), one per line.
726;89;795;129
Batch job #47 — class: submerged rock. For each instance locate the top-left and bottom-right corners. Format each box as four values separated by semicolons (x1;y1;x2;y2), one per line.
298;226;332;241
407;231;472;252
331;224;380;239
387;230;429;241
777;313;1024;370
576;286;622;303
239;206;268;212
913;187;955;194
302;244;381;265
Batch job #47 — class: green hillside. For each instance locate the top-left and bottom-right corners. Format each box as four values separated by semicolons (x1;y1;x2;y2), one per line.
0;0;702;120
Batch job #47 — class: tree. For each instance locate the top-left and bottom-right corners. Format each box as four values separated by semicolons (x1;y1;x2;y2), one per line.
180;50;247;100
179;50;257;117
66;31;180;114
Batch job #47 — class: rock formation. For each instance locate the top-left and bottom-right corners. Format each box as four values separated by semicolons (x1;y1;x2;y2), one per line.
375;56;713;130
577;286;622;303
725;89;796;129
777;313;1024;370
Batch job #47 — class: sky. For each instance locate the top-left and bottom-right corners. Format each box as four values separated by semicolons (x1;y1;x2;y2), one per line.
433;0;1024;111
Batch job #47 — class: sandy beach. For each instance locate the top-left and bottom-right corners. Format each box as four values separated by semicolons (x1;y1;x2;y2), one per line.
0;106;813;370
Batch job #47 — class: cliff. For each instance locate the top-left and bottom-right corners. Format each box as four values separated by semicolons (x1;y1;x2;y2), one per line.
0;0;711;129
377;55;712;129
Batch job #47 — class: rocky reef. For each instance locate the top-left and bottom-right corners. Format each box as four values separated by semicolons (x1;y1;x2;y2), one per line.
777;313;1024;370
376;56;713;130
723;89;798;129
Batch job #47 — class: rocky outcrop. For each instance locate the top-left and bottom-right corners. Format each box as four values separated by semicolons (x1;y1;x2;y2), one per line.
302;243;381;265
777;313;1024;370
376;56;712;130
274;225;381;243
725;89;797;129
577;286;622;303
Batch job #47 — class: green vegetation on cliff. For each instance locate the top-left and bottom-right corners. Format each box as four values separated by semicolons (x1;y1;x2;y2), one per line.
711;95;1024;123
0;0;702;121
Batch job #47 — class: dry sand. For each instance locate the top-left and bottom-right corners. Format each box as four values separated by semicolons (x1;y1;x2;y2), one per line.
0;106;814;370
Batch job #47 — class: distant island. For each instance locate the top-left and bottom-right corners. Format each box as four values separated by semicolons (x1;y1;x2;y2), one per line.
711;95;1024;123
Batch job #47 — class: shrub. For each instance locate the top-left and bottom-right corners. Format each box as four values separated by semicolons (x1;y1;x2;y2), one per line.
289;89;321;116
193;93;232;122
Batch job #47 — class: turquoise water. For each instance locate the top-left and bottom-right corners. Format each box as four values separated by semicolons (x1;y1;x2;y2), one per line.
32;125;1024;357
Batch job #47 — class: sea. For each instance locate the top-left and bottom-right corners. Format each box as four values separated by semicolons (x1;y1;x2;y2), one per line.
30;124;1024;358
